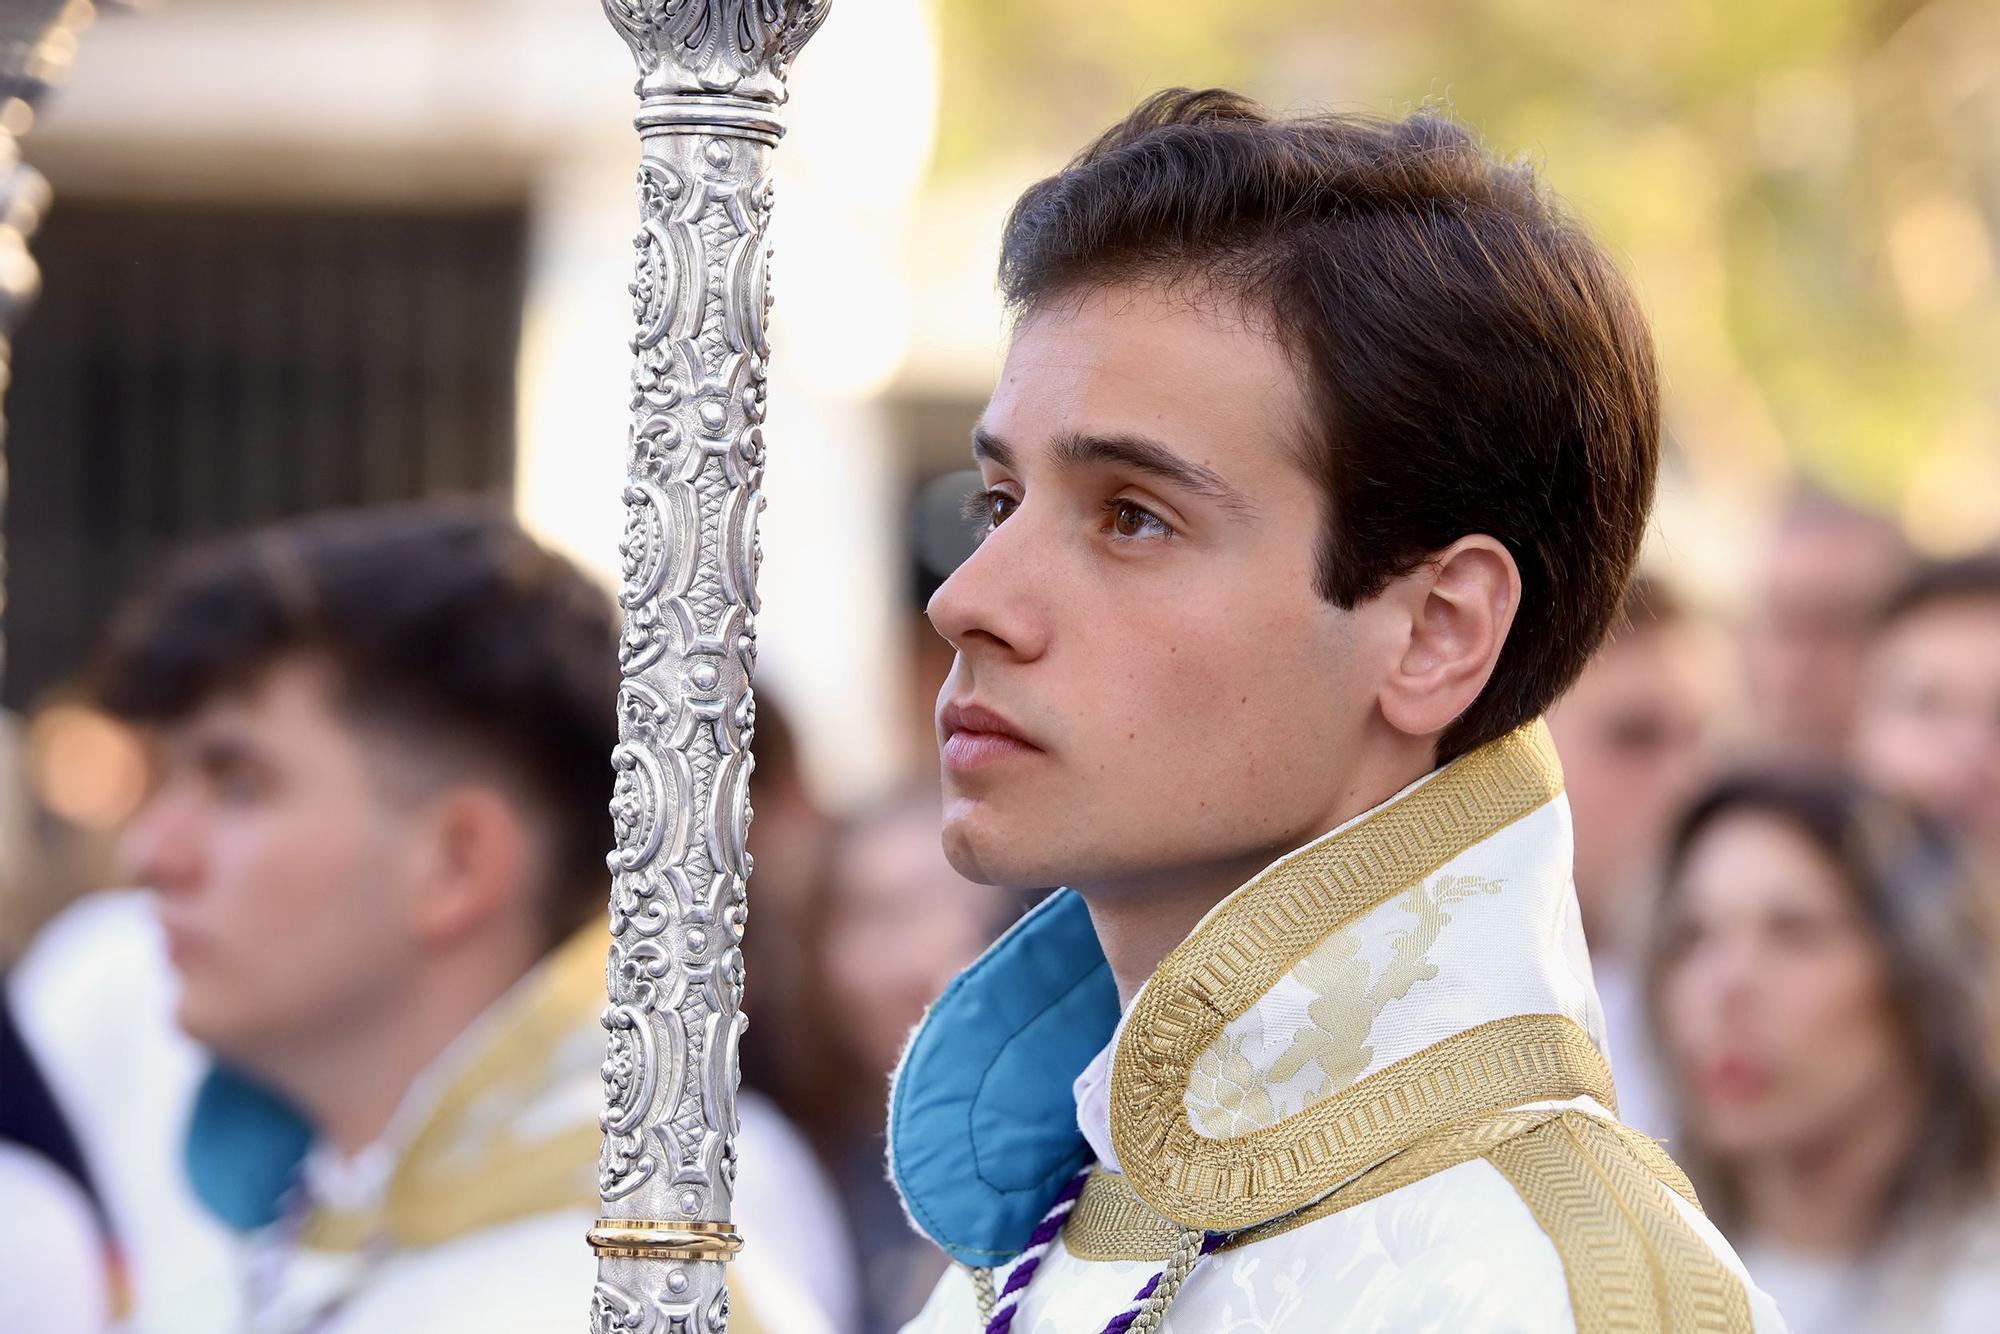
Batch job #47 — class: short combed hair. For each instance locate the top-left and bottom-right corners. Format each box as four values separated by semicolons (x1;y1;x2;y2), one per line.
1000;89;1661;761
91;503;619;946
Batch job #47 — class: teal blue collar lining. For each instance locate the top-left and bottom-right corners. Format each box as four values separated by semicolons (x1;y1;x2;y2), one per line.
886;889;1121;1267
185;1062;314;1232
194;889;1119;1260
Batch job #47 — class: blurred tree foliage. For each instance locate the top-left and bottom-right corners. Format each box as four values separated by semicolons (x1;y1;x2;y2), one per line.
933;0;2000;547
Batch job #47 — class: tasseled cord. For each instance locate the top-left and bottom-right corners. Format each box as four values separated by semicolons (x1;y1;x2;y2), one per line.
968;1172;1225;1334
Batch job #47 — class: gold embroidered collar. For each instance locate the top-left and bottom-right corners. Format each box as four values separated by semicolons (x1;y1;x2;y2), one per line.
301;922;607;1252
1108;720;1616;1232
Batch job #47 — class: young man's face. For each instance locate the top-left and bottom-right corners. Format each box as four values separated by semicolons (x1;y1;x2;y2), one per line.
927;283;1401;896
1548;621;1724;935
119;658;425;1068
1741;517;1906;761
1852;594;2000;850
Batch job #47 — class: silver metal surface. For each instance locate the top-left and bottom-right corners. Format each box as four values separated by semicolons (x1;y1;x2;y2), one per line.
591;4;829;1331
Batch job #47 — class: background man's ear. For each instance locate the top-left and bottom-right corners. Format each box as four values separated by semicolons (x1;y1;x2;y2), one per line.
407;786;533;947
1378;535;1522;742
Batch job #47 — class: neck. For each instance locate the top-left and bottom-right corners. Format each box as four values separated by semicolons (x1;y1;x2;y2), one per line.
1735;1076;1923;1258
244;937;537;1158
1080;849;1282;1009
1081;745;1437;1007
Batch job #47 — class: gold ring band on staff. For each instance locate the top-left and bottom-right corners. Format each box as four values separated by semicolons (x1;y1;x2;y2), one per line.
586;1219;746;1262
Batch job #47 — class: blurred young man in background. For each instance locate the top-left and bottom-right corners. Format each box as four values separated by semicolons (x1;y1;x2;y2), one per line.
10;505;838;1333
1548;574;1731;1137
888;90;1781;1332
1741;495;1910;767
1852;555;2000;859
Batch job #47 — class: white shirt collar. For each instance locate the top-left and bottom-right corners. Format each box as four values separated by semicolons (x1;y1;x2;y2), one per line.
1072;1038;1120;1174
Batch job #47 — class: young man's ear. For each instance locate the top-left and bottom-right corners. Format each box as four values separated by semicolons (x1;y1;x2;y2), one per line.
408;787;534;947
1378;535;1521;743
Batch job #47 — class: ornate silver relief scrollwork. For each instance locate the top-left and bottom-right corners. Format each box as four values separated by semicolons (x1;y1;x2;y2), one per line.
592;2;826;1330
603;0;831;102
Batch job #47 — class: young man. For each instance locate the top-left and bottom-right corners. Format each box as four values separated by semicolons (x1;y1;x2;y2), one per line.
888;91;1784;1332
11;506;837;1332
1852;555;2000;857
1741;493;1910;765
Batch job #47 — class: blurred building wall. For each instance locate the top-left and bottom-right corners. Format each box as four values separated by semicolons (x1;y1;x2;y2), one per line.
25;0;948;802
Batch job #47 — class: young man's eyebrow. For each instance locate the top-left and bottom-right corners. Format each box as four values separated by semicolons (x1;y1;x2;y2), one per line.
970;427;1016;472
970;427;1258;516
191;733;259;770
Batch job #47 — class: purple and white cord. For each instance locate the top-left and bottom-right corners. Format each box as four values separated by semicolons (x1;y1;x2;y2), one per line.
979;1170;1226;1334
982;1170;1089;1334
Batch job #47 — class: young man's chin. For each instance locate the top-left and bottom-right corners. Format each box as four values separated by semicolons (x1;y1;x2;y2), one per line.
173;986;266;1065
939;803;1050;891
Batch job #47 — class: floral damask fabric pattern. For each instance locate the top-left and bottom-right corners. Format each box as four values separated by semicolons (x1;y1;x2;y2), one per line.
906;1156;1592;1333
1186;874;1504;1138
901;1150;1787;1333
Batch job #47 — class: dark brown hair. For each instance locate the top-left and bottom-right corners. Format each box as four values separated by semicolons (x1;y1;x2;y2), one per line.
1647;771;2000;1231
1606;571;1687;645
1877;553;2000;631
90;502;620;948
999;89;1660;760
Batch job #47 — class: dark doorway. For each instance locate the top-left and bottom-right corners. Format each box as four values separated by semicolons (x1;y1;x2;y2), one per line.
3;198;528;710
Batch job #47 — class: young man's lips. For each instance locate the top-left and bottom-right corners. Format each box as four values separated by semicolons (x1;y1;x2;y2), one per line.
942;730;1040;770
159;919;201;967
939;700;1043;770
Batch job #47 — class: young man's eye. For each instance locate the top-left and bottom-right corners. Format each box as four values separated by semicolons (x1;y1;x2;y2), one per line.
214;769;264;804
962;489;1018;530
1105;499;1172;540
199;754;267;805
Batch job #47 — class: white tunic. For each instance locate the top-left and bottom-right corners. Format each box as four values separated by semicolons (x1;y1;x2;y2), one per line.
10;891;847;1334
890;722;1788;1334
904;1131;1786;1333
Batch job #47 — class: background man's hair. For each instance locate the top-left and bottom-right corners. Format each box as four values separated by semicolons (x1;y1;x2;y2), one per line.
1000;88;1661;761
91;502;619;947
1877;553;2000;631
1606;572;1687;646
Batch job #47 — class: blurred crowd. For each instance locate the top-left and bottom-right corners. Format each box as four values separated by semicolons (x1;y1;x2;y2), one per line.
3;490;2000;1333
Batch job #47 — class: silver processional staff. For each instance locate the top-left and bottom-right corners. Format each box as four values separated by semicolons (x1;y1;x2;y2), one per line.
588;4;830;1333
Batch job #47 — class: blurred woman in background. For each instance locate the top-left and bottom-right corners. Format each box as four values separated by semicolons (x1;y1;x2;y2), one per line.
808;791;1010;1333
1649;772;2000;1333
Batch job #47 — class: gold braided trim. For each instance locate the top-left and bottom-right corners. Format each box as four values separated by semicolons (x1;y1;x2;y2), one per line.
1064;1170;1183;1262
1118;1011;1614;1231
1229;1108;1567;1249
1487;1113;1751;1334
1112;722;1566;1226
1064;1110;1711;1271
1605;1124;1702;1210
303;922;610;1252
1067;1109;1565;1262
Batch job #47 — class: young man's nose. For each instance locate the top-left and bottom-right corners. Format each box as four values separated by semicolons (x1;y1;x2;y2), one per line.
924;517;1050;663
119;793;203;895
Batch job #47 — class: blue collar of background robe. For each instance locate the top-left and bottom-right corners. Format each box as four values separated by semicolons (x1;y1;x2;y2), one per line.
888;888;1121;1268
185;1062;314;1231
